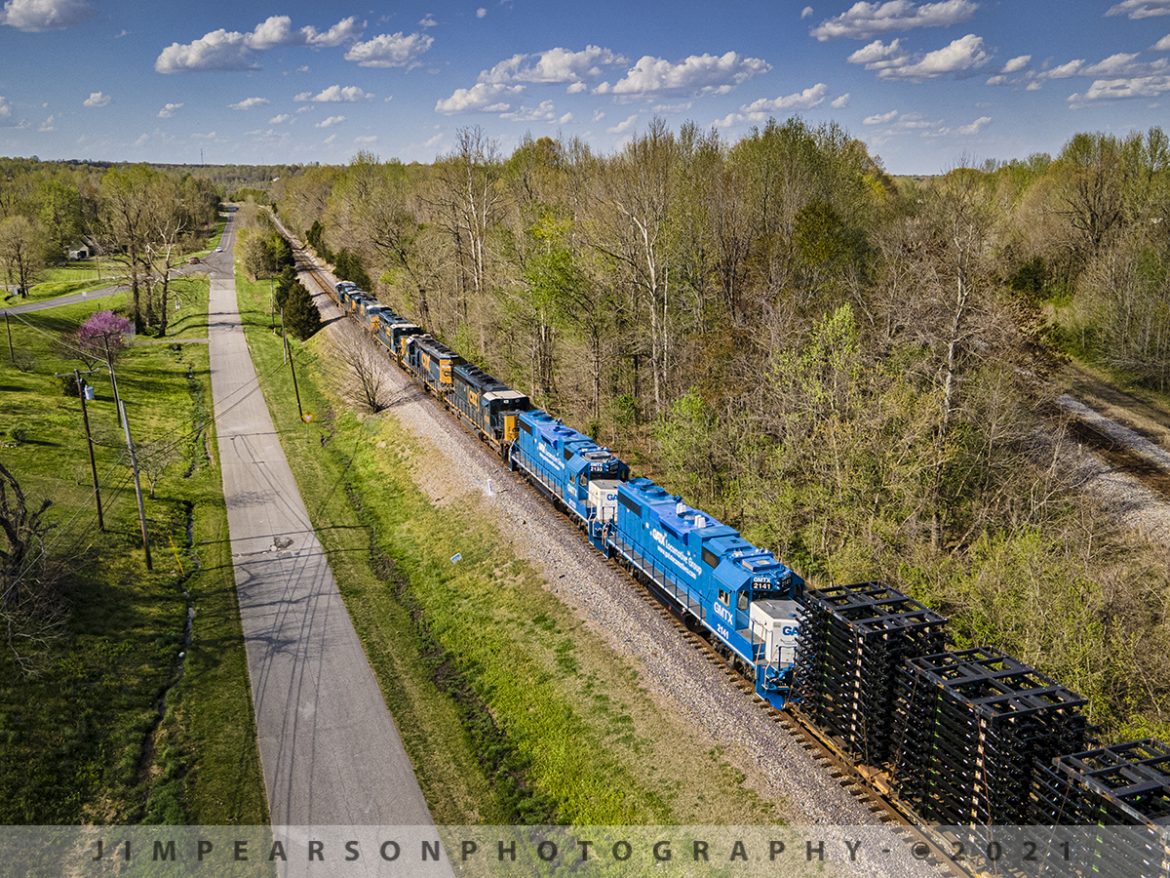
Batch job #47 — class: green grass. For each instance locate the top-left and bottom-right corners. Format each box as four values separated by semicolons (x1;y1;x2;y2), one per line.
234;267;787;826
0;293;265;825
3;260;126;304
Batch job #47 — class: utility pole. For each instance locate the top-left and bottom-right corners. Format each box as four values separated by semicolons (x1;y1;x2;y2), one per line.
280;306;287;364
103;337;122;422
270;279;275;330
287;336;304;423
75;369;104;531
118;400;152;571
4;312;13;363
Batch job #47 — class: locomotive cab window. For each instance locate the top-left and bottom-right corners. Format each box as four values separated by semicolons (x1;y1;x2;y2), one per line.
578;473;588;487
737;592;748;612
618;492;640;514
563;448;573;461
717;589;729;606
519;420;532;434
702;548;719;569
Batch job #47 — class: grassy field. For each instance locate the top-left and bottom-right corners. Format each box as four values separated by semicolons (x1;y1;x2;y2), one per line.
234;267;786;826
2;260;126;304
0;283;265;824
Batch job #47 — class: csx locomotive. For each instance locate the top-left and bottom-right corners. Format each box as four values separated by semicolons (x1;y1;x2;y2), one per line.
330;279;804;707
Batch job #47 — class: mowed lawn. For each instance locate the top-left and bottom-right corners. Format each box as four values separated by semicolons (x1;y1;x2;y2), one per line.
235;266;786;827
0;282;265;825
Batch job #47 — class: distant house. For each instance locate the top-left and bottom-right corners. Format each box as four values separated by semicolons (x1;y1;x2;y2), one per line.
65;237;99;261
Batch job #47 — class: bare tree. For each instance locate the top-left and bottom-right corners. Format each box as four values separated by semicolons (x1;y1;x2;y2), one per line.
137;439;179;498
0;462;62;671
430;127;504;337
337;330;391;413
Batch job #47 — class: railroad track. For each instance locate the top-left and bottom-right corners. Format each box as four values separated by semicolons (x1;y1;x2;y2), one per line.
288;244;981;878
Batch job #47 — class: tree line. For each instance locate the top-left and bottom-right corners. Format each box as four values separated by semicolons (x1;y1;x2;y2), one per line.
271;118;1170;738
0;158;221;334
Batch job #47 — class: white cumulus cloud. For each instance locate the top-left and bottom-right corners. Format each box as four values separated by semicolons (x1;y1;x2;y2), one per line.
316;114;346;128
957;114;991;134
1155;33;1170;50
246;15;295;49
1106;0;1170;19
850;33;990;79
864;109;899;124
811;0;978;40
229;96;269;110
476;7;487;17
831;92;851;108
499;100;558;122
345;32;433;67
302;16;362;47
38;114;54;132
269;113;291;124
1070;74;1170;103
479;45;626;85
801;6;814;18
1044;59;1084;79
714;83;829;127
1000;54;1030;73
598;51;771;97
419;14;438;27
0;97;10;118
1084;53;1141;75
156;16;360;73
158;102;183;118
156;29;253;73
607;113;637;134
83;90;110;107
246;15;361;49
0;0;93;31
435;82;523;114
296;84;373;102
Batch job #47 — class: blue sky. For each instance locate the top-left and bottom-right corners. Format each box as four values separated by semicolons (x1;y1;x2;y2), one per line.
0;0;1168;173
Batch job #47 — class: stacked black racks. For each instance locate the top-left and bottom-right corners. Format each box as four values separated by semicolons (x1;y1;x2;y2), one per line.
1031;740;1170;878
794;582;947;765
891;647;1087;830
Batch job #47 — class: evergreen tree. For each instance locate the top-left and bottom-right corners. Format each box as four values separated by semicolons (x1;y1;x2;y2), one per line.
283;280;322;340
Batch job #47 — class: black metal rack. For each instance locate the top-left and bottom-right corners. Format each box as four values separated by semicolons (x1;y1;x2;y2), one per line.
795;582;947;765
1030;739;1170;878
891;647;1087;831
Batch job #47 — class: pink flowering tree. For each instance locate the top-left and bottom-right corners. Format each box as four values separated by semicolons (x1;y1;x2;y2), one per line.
74;310;131;367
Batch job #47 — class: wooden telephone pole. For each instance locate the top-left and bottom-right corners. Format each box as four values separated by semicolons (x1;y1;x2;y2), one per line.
118;400;152;570
75;369;104;531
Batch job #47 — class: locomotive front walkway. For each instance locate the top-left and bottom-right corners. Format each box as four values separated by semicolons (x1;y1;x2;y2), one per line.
206;209;433;829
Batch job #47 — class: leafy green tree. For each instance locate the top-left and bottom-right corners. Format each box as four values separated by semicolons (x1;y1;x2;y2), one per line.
333;248;372;288
0;215;46;297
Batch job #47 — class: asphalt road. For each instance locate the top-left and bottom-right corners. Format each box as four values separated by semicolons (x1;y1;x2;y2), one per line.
1;282;126;315
205;210;435;833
